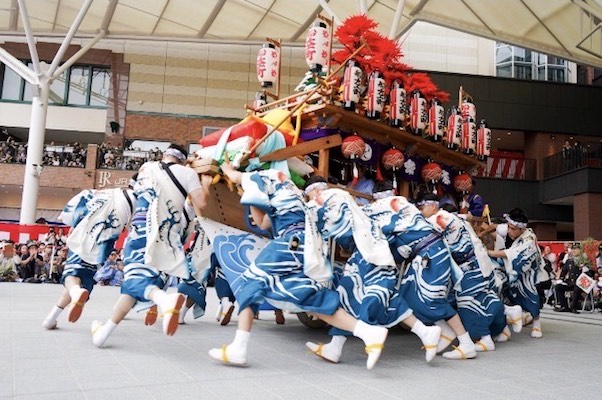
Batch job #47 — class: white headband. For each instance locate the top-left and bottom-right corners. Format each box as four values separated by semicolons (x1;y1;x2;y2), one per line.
416;200;439;207
165;148;186;161
373;190;395;200
303;182;328;196
504;214;527;229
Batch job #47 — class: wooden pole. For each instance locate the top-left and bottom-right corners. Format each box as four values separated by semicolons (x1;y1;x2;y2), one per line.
239;41;370;164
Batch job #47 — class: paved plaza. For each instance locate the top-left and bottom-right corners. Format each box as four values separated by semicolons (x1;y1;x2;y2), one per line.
1;282;600;400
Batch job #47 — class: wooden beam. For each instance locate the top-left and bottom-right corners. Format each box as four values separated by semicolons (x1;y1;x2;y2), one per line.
260;134;342;162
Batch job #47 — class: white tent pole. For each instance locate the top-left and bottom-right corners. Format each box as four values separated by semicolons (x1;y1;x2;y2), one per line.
359;0;367;14
52;30;107;79
16;0;41;75
317;0;341;25
389;0;406;39
0;47;36;84
20;75;49;224
47;0;94;77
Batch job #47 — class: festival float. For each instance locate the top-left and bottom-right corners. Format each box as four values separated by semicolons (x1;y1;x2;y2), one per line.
192;14;489;234
191;15;490;325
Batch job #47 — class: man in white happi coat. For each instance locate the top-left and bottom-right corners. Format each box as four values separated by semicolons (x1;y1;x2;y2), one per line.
42;177;136;330
92;144;212;347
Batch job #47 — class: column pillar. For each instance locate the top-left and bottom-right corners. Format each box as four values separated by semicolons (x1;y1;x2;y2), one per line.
573;193;602;240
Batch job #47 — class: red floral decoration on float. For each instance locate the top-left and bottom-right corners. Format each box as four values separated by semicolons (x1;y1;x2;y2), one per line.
341;135;366;186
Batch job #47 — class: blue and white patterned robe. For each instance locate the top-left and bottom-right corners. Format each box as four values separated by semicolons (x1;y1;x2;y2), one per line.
494;225;542;318
307;189;411;333
427;210;506;338
363;197;462;324
122;162;192;302
233;170;340;315
60;188;134;292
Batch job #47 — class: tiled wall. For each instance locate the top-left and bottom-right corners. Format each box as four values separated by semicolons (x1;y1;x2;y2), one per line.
124;42;308;119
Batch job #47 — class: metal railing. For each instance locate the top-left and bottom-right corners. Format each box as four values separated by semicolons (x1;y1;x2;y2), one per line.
543;146;602;178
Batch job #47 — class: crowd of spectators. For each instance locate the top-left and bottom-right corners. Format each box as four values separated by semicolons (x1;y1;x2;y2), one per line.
0;137;87;167
0;227;124;286
97;141;163;170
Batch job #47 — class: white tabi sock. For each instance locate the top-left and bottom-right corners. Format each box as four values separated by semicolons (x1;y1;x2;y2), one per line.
434;320;457;353
411;320;441;363
306;335;347;363
442;332;477;360
475;335;495;352
208;330;249;365
504;305;523;333
42;305;63;329
68;284;82;300
494;325;512;342
179;304;190;324
353;320;388;370
92;319;117;348
531;319;542;338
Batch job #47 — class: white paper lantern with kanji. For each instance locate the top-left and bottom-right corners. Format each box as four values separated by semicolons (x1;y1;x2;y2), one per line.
305;21;330;73
257;43;279;88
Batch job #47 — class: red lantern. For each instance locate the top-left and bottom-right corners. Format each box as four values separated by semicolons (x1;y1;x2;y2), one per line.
366;70;386;120
453;173;473;193
305;21;330;73
342;135;366;185
341;135;366;159
422;162;443;182
257;43;279;88
382;149;404;170
461;117;477;155
461;99;477;120
382;148;404;191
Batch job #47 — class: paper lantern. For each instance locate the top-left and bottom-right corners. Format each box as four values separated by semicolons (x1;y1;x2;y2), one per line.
257;43;279;88
461;117;477;155
389;79;407;128
382;148;404;170
342;58;362;111
453;173;473;193
409;90;427;135
366;70;386;120
428;98;444;142
476;119;491;161
253;91;267;110
460;99;477;120
341;135;366;159
445;106;462;150
421;162;443;182
305;21;330;73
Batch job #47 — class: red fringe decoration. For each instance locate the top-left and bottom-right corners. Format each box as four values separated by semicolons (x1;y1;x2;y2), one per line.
332;14;450;103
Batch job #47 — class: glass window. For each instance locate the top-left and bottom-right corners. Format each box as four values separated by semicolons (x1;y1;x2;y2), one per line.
68;66;90;105
514;48;532;63
514;64;532;80
537;66;546;80
496;45;512;64
23;62;34;101
496;64;512;78
1;66;22;100
548;67;565;82
189;143;202;155
89;68;110;106
49;70;67;104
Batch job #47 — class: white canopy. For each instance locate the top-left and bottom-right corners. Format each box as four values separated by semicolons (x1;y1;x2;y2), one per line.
0;0;601;68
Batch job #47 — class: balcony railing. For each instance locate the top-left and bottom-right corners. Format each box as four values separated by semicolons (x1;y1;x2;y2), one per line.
543;146;602;178
0;141;87;167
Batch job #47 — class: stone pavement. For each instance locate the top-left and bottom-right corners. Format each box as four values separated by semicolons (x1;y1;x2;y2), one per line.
1;282;600;400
